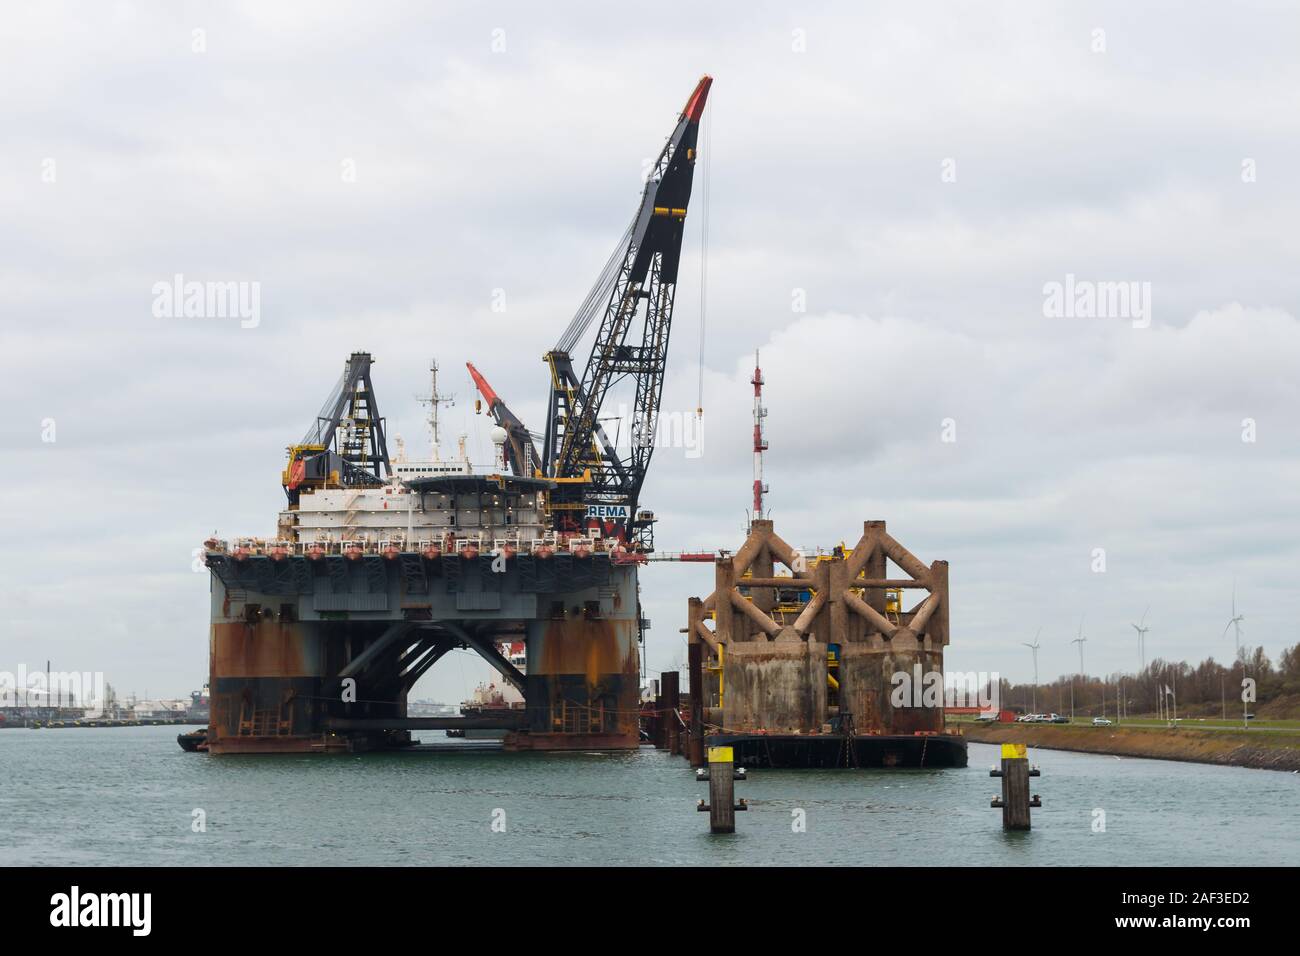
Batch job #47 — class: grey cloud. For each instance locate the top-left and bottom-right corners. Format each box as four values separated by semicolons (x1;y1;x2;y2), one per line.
3;2;1298;702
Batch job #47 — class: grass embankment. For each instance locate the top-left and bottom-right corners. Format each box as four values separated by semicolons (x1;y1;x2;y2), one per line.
960;721;1300;772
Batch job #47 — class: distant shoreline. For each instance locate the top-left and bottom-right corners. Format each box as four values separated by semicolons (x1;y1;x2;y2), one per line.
961;722;1300;772
0;718;206;730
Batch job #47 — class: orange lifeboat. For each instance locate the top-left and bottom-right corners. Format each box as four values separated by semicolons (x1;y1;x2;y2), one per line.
382;542;401;561
344;542;364;561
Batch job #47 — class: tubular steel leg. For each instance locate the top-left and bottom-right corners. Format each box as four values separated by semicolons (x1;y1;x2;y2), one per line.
687;641;705;766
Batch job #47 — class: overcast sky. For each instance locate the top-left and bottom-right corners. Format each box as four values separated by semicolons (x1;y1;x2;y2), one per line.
3;1;1298;705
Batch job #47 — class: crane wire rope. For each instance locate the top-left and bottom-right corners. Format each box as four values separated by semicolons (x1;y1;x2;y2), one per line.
556;216;636;354
696;93;712;418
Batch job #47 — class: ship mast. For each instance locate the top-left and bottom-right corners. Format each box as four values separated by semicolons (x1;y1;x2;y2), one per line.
751;349;768;518
416;359;455;460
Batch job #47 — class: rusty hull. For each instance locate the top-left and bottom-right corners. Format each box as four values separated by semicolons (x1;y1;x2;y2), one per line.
505;613;640;749
722;640;827;733
204;551;640;754
837;643;946;735
208;619;322;754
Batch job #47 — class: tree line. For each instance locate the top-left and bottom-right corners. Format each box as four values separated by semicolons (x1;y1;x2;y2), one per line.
995;643;1300;718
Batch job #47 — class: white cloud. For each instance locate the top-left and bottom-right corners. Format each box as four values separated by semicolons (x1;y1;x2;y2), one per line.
2;2;1298;702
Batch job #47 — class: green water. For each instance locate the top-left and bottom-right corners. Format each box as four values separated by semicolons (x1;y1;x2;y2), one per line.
2;726;1296;866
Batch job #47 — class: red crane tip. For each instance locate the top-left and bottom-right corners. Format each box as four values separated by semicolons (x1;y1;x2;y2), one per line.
683;75;712;123
466;362;500;406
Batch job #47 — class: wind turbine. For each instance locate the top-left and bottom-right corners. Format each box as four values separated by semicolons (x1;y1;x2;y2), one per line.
1223;583;1245;664
1021;630;1042;713
1069;618;1087;721
1130;606;1150;672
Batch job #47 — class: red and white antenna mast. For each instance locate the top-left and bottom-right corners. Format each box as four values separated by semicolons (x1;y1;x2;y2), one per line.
751;349;769;517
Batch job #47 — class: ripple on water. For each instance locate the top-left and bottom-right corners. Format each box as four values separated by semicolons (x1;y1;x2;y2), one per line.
2;730;1296;866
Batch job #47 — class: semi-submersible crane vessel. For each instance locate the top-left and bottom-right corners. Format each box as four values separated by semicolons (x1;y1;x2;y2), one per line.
199;77;712;753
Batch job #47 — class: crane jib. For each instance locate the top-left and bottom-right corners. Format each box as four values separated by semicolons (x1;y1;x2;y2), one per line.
463;75;712;551
544;76;711;547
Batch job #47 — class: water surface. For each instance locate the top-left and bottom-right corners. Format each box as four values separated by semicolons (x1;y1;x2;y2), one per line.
2;726;1295;865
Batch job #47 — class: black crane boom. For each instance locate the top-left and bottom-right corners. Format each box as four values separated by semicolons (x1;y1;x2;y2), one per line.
542;75;712;546
283;351;390;504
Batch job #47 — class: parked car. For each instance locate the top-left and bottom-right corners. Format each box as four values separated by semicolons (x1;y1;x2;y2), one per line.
975;712;999;723
1048;713;1069;723
1092;717;1113;726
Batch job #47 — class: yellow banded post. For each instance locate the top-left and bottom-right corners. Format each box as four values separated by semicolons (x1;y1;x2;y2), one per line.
991;742;1035;830
705;745;738;833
